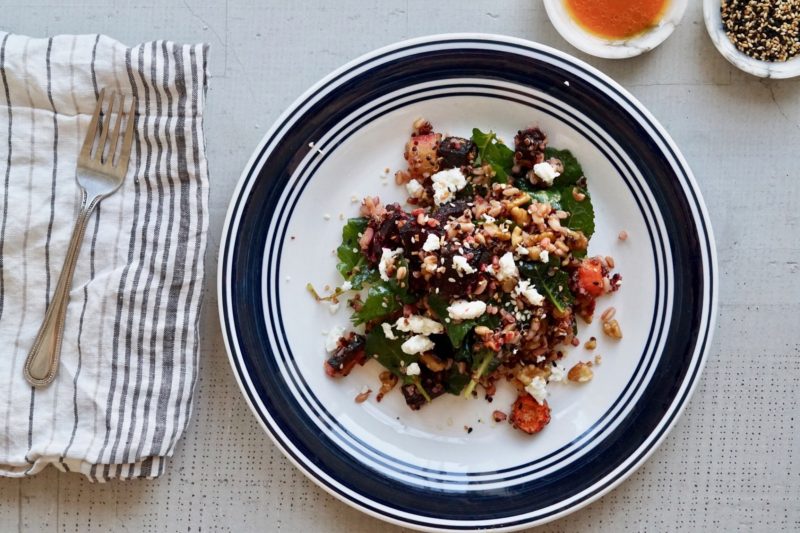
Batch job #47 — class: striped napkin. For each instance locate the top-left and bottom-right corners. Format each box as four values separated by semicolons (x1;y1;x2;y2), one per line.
0;32;209;480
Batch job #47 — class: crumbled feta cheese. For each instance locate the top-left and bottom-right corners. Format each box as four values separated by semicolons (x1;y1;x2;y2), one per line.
341;281;352;291
514;280;545;306
536;355;546;363
447;300;487;320
431;168;467;206
549;363;567;383
325;326;345;353
422;233;440;252
381;322;397;340
328;301;341;314
515;245;529;256
482;214;496;224
533;162;560;186
452;255;475;275
540;250;550;263
494;252;519;281
406;179;424;198
378;247;403;281
401;335;434;355
323;213;331;220
405;362;421;376
395;315;444;335
525;376;548;405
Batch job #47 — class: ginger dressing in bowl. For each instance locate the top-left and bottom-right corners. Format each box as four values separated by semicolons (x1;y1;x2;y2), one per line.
564;0;670;40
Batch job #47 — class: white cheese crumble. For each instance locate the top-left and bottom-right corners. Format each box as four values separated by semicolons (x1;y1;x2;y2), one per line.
540;250;550;263
378;247;403;281
341;281;352;291
514;280;545;306
533;161;560;186
395;315;444;335
447;300;487;320
525;376;548;405
536;355;546;363
405;362;421;376
482;214;496;223
422;233;440;252
381;322;397;340
431;168;467;206
328;301;341;314
515;245;529;256
494;252;519;281
325;326;345;353
549;363;567;383
405;179;424;198
401;335;434;355
452;255;475;275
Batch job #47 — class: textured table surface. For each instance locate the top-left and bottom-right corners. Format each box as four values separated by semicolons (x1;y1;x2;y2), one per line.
2;1;799;531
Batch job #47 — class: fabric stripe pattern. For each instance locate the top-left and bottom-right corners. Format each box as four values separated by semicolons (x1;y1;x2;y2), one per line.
0;32;210;481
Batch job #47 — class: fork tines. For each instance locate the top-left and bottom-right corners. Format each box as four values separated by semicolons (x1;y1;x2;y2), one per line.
79;88;137;176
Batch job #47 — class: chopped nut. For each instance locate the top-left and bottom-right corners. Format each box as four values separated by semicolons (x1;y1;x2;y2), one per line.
474;325;493;336
605;255;615;269
510;206;530;226
571;187;586;202
568;362;594;383
584;336;597;350
602;319;623;339
594;354;603;365
354;388;372;403
600;306;616;322
376;371;398;401
396;266;407;280
420;352;446;372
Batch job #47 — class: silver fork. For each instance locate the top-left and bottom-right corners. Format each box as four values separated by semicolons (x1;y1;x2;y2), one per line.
23;88;136;388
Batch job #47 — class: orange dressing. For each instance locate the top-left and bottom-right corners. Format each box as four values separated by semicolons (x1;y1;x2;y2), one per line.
564;0;669;40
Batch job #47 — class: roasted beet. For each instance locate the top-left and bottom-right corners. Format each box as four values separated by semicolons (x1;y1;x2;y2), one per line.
427;243;489;299
437;136;476;169
401;384;427;410
432;199;471;225
324;333;367;377
366;204;411;263
513;127;548;171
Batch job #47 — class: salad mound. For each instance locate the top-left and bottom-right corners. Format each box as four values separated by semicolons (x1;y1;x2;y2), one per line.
315;119;621;434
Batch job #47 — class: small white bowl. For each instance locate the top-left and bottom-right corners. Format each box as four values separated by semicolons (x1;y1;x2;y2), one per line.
543;0;688;59
703;0;800;78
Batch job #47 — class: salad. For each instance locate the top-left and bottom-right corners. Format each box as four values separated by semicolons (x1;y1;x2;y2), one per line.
312;119;621;434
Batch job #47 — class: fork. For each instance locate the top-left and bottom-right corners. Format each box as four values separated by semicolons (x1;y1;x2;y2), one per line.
23;89;136;388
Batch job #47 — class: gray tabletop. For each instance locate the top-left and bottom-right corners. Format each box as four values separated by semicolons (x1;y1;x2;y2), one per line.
2;1;799;531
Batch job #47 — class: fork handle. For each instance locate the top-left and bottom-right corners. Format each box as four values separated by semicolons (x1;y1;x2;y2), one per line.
23;191;100;387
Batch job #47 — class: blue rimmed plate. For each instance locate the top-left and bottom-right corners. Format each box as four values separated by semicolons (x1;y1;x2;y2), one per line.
218;34;717;531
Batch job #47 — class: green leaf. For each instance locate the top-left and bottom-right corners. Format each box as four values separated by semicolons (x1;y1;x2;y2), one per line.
471;128;515;184
364;325;417;377
528;188;562;210
518;260;575;313
544;147;583;186
336;217;376;289
462;349;497;398
559;186;595;240
352;283;402;325
444;367;471;395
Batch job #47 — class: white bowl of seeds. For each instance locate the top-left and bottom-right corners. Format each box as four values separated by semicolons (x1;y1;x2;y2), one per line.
704;0;800;78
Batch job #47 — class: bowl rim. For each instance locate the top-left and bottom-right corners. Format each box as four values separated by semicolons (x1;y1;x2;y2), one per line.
703;0;800;79
543;0;688;59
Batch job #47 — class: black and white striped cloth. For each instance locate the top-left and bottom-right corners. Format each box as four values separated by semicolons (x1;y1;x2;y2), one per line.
0;32;209;480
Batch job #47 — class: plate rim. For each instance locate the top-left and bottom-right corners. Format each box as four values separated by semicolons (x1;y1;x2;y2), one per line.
217;32;719;532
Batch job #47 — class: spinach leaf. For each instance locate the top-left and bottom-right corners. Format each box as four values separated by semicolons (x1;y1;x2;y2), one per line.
444;367;471;395
471;128;515;184
364;325;416;377
528;188;562;210
352;283;402;325
518;260;575;313
336;217;376;289
428;294;499;348
544;147;583;186
559;185;595;240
